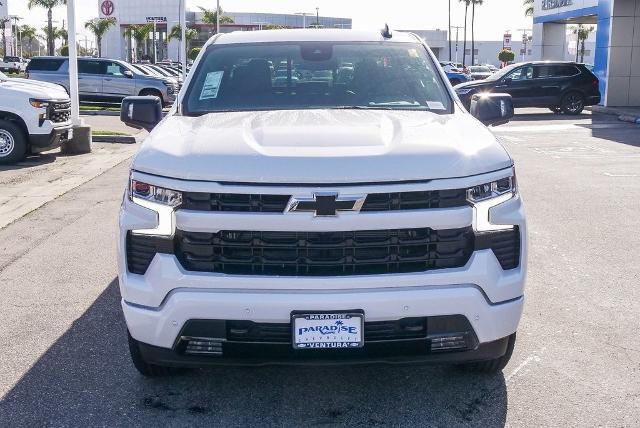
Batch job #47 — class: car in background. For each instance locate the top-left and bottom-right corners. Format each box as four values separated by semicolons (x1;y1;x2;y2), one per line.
0;56;28;74
455;61;600;114
469;66;493;80
26;57;178;106
485;64;499;73
439;62;471;85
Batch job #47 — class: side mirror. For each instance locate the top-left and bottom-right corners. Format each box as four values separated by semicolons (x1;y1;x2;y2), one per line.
120;96;162;132
470;93;514;126
502;77;512;85
123;70;133;78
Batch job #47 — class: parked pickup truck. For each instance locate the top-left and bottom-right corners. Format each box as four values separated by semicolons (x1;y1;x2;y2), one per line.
119;29;526;376
0;71;72;164
0;56;28;74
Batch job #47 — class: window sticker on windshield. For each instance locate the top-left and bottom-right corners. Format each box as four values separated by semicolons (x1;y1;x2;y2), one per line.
426;101;446;110
200;71;224;100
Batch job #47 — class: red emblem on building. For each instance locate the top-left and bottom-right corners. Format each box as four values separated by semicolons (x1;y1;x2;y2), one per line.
101;0;115;16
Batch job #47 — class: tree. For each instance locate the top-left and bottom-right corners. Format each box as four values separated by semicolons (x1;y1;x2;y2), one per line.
168;24;197;62
459;0;471;67
27;0;67;56
0;18;9;57
498;48;515;64
198;6;234;33
471;0;483;66
188;47;201;61
523;0;534;16
124;23;153;62
448;0;452;61
263;24;286;30
571;24;594;63
19;25;38;57
85;17;116;57
60;44;68;56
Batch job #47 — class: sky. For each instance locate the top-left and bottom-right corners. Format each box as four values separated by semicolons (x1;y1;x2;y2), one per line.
6;0;533;43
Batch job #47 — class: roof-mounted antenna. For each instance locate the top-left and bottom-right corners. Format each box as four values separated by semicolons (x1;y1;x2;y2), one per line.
381;23;392;39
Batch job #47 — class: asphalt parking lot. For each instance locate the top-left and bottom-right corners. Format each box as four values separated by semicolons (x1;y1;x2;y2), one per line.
0;110;638;427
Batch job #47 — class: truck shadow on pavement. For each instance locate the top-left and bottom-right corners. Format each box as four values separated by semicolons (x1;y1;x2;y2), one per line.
0;279;508;427
0;152;58;172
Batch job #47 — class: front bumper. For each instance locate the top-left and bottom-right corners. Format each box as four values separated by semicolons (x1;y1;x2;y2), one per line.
119;169;527;362
29;124;73;153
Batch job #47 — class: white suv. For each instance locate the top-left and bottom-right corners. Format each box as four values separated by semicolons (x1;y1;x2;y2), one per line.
119;29;526;376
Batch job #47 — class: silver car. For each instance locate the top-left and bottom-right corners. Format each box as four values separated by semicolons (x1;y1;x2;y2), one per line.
25;57;178;106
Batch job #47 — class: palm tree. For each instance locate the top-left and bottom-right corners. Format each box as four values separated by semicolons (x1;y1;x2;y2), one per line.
571;24;595;63
198;6;234;34
19;25;38;57
459;0;471;67
524;0;534;16
124;24;153;62
448;0;452;61
168;24;197;61
471;0;483;66
85;17;116;57
0;18;9;57
27;0;67;55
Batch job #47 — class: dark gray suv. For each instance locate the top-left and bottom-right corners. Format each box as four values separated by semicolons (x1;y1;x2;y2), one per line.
26;57;178;105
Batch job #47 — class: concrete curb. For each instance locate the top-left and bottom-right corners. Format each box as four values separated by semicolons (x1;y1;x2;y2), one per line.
586;105;640;124
92;135;137;144
80;110;121;116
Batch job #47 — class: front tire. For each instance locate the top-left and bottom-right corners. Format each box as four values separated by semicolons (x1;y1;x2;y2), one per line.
561;92;585;115
462;333;516;373
0;120;27;165
139;88;164;105
128;331;173;377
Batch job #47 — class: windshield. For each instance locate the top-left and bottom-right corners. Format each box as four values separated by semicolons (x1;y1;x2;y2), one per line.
486;63;519;81
183;42;452;115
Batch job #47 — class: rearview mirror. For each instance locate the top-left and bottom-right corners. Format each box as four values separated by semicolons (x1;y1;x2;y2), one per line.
123;70;133;78
120;96;162;132
470;93;514;126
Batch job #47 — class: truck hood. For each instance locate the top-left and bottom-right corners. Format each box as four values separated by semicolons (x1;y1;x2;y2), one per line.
132;109;512;183
0;78;69;99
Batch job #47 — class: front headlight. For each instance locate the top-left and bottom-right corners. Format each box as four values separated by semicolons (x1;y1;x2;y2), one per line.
467;172;517;231
466;176;515;203
129;179;182;207
29;98;51;109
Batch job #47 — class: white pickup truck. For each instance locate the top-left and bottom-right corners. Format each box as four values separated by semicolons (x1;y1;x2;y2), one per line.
119;29;526;376
0;71;72;164
0;56;28;74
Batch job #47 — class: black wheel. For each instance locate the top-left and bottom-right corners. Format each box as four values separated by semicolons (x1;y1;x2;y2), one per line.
450;78;461;86
139;88;164;105
560;92;585;115
0;119;27;165
461;333;516;373
549;106;562;114
128;331;173;377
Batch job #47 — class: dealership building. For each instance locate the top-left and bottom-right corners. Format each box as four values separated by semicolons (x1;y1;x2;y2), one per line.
97;0;351;63
532;0;640;106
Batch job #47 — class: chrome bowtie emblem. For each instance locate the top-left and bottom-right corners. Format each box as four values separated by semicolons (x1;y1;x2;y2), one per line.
285;192;366;216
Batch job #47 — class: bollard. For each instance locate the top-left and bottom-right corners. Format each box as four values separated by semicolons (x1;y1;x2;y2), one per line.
61;125;92;155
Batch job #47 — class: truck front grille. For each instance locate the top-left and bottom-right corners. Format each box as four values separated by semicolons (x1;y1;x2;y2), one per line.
181;189;468;213
48;101;71;123
175;227;474;276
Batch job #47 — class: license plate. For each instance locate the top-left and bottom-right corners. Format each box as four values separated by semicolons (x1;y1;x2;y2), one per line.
292;312;364;349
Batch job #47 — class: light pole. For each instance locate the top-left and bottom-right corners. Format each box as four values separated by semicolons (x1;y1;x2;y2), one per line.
216;0;220;35
451;25;464;65
517;28;532;62
295;12;314;29
180;0;186;79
